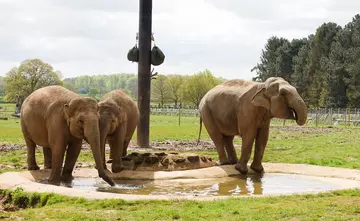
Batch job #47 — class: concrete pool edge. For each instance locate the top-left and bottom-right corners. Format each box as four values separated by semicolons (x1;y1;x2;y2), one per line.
1;163;360;201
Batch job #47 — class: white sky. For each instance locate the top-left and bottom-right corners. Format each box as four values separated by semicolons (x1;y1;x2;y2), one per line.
0;0;359;80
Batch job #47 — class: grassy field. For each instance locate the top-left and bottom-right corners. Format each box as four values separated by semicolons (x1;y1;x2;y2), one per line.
1;108;360;220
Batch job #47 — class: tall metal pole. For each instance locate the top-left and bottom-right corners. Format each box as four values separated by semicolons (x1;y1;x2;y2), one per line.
137;0;152;148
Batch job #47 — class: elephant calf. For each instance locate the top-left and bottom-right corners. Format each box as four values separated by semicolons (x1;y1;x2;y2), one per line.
198;77;307;174
20;85;114;186
98;89;139;173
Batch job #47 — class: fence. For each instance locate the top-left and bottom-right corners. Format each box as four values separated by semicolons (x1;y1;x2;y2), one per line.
151;107;360;127
1;103;359;127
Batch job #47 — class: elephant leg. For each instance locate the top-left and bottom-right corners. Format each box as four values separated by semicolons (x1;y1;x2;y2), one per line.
122;125;136;157
43;147;52;169
61;140;82;182
122;138;131;157
48;139;66;185
201;108;228;164
235;129;257;174
251;124;270;174
109;124;126;173
223;135;237;164
26;138;39;170
202;125;227;164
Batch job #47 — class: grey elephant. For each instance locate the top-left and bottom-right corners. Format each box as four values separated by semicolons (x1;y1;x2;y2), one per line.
98;89;139;173
20;85;114;186
198;77;307;174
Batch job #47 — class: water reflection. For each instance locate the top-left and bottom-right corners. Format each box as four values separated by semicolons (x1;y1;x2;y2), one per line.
37;173;342;197
212;174;263;195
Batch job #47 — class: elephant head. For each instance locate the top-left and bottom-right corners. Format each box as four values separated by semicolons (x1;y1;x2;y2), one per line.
98;100;126;155
64;97;114;186
251;77;307;126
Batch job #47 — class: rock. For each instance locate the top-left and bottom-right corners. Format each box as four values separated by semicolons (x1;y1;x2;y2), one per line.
187;155;200;163
155;152;166;157
161;158;171;167
173;157;186;164
144;156;159;165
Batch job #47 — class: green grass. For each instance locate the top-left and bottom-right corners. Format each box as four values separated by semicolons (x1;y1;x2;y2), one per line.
0;115;206;145
1;188;360;221
1;115;360;220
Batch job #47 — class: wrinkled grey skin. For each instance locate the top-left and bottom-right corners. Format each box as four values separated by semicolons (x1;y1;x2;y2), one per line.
98;90;139;173
198;77;307;174
20;85;114;186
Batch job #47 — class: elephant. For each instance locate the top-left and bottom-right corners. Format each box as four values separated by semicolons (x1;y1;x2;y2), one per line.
98;89;139;173
20;85;115;186
198;77;307;174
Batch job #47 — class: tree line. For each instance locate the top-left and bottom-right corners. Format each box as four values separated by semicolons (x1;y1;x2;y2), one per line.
0;58;224;108
252;14;360;108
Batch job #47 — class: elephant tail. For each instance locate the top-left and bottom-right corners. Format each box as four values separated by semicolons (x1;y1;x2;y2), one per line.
196;117;202;146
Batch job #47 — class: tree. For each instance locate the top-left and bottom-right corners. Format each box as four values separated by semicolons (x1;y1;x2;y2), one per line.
292;35;313;103
182;69;221;108
306;22;342;107
88;88;100;99
0;76;4;95
126;76;138;99
63;81;77;92
341;14;360;107
151;74;171;107
166;75;184;107
252;36;290;81
4;59;62;102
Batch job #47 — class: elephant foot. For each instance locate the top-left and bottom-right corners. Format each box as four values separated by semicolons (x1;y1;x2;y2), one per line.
61;173;74;183
235;163;248;174
111;164;125;173
47;177;61;186
229;158;238;165
28;165;40;170
250;163;264;174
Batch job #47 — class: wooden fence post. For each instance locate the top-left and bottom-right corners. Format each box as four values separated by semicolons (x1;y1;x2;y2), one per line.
330;108;333;125
344;108;347;127
178;106;181;126
315;107;318;127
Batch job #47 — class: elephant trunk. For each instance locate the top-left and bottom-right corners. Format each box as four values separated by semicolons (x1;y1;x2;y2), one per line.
288;94;307;126
85;117;115;186
99;117;111;165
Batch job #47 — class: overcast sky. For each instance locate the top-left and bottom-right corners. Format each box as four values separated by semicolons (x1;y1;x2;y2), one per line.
0;0;359;80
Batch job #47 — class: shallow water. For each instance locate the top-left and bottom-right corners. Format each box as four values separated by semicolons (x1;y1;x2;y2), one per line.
45;173;343;196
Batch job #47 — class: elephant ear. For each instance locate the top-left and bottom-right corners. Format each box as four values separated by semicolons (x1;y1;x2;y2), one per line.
63;104;71;125
251;87;270;110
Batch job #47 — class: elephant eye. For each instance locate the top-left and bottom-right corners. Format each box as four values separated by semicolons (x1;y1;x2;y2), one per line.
78;119;83;124
112;119;116;123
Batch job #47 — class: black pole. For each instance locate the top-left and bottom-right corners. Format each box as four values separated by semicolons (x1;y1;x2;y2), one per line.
137;0;152;148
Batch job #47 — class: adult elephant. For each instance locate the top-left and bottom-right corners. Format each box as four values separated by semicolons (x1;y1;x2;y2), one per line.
98;90;139;173
198;77;307;174
20;85;114;186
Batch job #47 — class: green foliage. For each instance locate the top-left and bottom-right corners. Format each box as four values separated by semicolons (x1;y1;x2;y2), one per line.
3;59;62;102
181;69;222;107
151;74;171;107
0;76;4;95
63;73;138;99
253;14;360;108
88;88;100;99
166;74;185;107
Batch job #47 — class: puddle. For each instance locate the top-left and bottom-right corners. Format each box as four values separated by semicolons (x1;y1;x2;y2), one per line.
38;173;344;196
